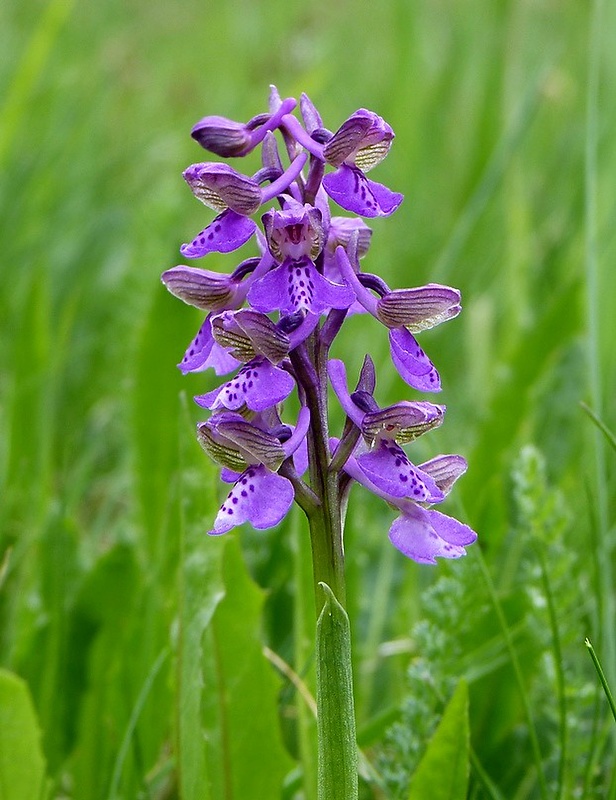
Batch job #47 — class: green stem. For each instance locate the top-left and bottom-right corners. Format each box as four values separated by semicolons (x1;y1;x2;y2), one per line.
291;328;358;800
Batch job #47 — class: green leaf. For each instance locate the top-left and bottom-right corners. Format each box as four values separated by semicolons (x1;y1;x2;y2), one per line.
176;521;225;800
316;582;358;800
199;536;295;798
408;680;469;800
0;669;48;800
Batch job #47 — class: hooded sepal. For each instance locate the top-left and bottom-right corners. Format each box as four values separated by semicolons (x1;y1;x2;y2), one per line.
183;162;262;214
376;284;461;331
211;309;291;363
418;454;468;496
161;265;236;311
323;109;394;171
197;412;286;471
262;200;326;263
361;401;445;444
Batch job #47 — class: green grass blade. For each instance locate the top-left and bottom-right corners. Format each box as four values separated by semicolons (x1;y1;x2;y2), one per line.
585;638;616;725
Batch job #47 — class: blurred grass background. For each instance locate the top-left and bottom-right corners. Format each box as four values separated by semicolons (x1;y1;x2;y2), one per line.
1;0;616;797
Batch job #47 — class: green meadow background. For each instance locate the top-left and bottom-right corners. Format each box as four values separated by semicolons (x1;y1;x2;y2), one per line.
1;0;616;797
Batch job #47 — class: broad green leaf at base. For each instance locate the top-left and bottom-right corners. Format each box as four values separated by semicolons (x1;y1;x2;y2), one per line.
0;669;48;800
408;680;469;800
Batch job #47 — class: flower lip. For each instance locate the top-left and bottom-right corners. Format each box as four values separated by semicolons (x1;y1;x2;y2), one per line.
195;356;295;412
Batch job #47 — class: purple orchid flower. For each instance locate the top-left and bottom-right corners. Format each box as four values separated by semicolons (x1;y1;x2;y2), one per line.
336;245;461;391
248;198;355;315
181;154;307;259
342;447;475;564
199;407;310;535
282;107;403;217
328;359;445;502
176;313;241;375
163;86;476;570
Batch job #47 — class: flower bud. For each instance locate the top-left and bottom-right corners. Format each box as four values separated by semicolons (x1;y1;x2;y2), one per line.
190;115;256;157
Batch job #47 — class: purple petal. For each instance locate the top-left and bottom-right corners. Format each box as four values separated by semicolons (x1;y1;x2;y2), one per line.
293;436;308;476
180;210;257;258
179;316;240;375
248;257;355;315
426;508;477;546
195;358;295;412
418;454;468;496
327;359;365;427
208;465;294;534
388;506;468;564
389;327;441;392
356;440;444;502
220;467;241;483
323;165;403;218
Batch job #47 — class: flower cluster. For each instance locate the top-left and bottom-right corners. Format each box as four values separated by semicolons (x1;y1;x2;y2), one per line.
162;86;476;564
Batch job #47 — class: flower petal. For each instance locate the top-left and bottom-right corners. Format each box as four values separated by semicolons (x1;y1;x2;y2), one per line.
180;210;257;258
418;454;468;496
388;506;468;564
209;465;294;534
195;358;295;412
323;165;403;218
356;440;444;502
426;508;477;546
248;257;355;315
179;316;240;375
389;327;441;392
